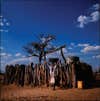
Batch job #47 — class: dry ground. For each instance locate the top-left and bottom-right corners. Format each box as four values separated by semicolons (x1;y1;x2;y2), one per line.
0;84;100;101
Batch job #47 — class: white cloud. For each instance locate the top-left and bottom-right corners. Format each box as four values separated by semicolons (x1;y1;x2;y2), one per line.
0;22;4;26
81;45;100;53
70;43;78;48
41;37;46;43
62;48;68;53
90;11;100;22
78;43;89;47
6;22;10;26
92;55;100;59
0;46;4;50
0;29;4;32
46;47;68;59
15;53;21;57
92;3;100;10
0;52;12;58
77;3;100;28
70;43;75;46
3;18;7;22
77;15;89;28
0;53;6;56
0;15;3;18
68;47;73;49
7;54;12;57
0;29;9;32
47;51;60;58
28;57;33;62
0;16;10;32
66;52;77;56
21;55;26;58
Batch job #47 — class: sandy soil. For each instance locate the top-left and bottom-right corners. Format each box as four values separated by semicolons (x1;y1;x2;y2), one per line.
0;84;100;101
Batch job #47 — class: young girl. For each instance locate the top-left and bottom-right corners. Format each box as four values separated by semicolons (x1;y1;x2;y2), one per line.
49;63;56;90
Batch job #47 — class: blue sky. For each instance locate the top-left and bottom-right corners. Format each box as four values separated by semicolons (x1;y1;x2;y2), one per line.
0;0;100;72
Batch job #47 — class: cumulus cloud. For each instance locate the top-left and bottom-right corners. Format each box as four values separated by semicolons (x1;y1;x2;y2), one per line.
0;52;12;57
91;3;100;10
92;55;100;59
77;3;100;28
0;15;10;32
15;53;21;57
90;11;100;22
78;43;89;47
81;45;100;53
77;15;89;28
0;52;6;56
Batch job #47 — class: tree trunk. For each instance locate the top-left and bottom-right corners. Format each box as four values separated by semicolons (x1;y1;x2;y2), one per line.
39;52;42;64
44;53;46;62
60;48;66;64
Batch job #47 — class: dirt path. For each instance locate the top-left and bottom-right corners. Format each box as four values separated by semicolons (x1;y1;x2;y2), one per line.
1;85;100;101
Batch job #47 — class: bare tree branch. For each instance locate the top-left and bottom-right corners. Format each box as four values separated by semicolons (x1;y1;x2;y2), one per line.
46;45;66;54
23;34;66;64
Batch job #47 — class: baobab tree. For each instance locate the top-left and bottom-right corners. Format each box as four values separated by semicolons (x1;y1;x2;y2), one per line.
23;34;66;64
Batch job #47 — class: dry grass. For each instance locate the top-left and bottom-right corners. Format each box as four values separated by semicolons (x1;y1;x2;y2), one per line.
0;84;100;101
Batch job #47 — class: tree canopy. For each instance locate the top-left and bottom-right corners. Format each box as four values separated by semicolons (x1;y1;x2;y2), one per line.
23;34;66;64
